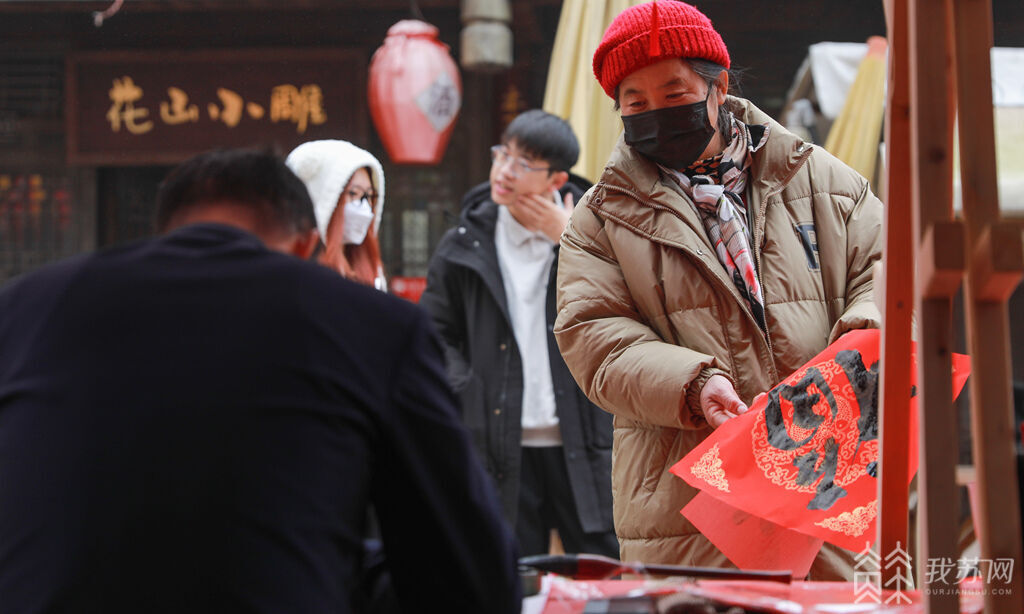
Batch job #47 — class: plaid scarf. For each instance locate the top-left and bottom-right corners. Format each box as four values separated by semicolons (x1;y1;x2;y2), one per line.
664;114;770;330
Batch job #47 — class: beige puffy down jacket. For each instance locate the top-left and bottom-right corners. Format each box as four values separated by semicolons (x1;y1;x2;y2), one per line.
554;98;882;579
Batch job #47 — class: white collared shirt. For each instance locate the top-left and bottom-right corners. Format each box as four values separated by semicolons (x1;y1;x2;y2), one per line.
494;205;562;447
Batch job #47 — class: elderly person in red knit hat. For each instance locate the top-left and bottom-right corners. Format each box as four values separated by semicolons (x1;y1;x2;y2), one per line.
554;1;882;578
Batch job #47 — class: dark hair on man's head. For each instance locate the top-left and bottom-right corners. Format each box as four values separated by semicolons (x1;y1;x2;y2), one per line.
501;109;579;172
155;148;316;234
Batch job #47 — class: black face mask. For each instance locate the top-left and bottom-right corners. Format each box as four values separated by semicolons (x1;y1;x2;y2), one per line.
622;92;715;169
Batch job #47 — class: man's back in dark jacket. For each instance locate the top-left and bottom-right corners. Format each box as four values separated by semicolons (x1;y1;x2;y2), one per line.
0;224;519;614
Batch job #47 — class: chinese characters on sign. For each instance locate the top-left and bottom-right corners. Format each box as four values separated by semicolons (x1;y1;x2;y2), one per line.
269;84;326;134
68;49;366;164
106;76;327;135
107;77;152;134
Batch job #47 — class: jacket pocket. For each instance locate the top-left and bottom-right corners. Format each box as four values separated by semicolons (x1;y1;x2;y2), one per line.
640;428;679;493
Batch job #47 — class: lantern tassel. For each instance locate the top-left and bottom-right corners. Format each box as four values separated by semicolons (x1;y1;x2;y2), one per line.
648;0;661;57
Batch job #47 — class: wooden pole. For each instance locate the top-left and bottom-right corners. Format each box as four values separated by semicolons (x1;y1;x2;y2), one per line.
878;0;914;591
951;0;1024;609
909;0;963;611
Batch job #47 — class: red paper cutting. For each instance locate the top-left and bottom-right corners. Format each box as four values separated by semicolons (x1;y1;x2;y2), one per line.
681;491;823;578
670;329;971;552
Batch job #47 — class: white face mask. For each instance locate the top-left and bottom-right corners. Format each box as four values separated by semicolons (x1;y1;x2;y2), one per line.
342;197;374;245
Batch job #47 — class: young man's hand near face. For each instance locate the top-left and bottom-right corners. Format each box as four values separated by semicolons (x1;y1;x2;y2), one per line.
507;190;575;243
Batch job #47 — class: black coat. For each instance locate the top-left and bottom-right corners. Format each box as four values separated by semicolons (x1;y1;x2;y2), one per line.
0;224;519;614
420;183;614;533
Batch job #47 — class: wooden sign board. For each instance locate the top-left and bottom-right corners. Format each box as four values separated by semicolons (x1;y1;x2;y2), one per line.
66;49;368;165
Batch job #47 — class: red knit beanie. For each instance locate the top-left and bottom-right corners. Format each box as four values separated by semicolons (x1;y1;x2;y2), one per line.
593;1;730;99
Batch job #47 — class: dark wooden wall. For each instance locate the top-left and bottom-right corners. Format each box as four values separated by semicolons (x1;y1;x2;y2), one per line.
1;0;1022;280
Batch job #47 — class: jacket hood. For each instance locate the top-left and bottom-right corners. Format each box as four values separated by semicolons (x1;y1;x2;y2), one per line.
285;140;386;239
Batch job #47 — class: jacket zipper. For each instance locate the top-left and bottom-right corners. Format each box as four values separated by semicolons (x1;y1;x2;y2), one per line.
751;144;813;381
450;219;518;476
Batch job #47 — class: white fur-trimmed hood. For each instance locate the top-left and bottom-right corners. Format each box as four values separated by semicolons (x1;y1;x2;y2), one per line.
285;140;385;239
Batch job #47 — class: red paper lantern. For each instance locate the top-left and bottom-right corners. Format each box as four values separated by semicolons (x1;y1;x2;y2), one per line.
368;20;462;165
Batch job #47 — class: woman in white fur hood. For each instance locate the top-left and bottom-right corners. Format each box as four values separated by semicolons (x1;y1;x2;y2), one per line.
286;140;387;290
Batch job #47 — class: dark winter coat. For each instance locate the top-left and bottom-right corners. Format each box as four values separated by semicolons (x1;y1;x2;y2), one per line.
0;224;520;614
420;182;614;534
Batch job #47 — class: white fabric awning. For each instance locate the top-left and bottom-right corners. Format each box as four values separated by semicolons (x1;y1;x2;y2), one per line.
788;44;1024;213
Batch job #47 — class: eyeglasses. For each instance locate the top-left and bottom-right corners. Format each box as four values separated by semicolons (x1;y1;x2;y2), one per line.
490;145;552;177
344;188;378;203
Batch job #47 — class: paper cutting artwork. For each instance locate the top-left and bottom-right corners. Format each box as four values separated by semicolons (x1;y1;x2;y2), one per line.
690;443;731;493
814;501;878;537
670;329;970;551
752;347;880;511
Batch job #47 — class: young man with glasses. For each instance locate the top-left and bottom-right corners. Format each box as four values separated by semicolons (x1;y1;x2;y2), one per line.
421;110;618;558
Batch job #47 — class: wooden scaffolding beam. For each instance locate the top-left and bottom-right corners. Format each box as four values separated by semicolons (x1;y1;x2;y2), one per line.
951;0;1024;611
882;0;1024;610
909;0;962;611
878;0;914;590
